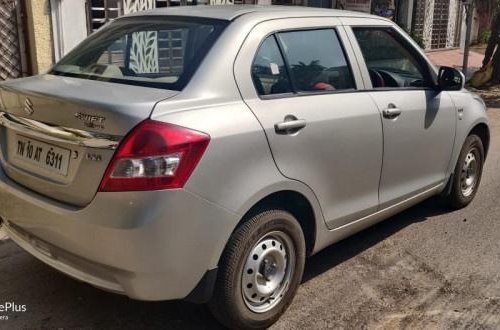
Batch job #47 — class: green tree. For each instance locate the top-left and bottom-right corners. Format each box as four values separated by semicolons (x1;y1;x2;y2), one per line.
475;0;500;44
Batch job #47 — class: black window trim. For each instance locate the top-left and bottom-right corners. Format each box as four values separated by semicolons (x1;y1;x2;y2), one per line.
274;34;297;94
252;26;359;101
351;26;439;92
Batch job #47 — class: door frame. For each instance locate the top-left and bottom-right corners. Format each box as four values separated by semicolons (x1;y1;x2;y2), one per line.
342;19;457;208
233;16;366;100
234;16;385;229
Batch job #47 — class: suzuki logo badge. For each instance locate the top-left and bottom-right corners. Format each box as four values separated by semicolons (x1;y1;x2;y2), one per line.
24;97;34;116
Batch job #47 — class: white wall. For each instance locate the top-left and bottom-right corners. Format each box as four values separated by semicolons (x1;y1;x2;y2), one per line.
446;0;459;48
422;0;435;49
460;7;480;48
50;0;88;61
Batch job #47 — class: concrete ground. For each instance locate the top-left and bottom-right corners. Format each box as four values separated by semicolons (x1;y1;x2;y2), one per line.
1;103;500;329
426;49;484;69
426;49;485;80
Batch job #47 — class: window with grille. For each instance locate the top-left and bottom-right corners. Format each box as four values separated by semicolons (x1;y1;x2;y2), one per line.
0;0;24;80
86;0;202;33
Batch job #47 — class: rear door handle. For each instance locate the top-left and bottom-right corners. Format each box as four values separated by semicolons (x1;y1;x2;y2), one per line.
382;104;402;119
275;117;307;134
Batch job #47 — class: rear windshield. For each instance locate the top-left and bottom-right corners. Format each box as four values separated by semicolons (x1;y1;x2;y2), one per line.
51;17;228;90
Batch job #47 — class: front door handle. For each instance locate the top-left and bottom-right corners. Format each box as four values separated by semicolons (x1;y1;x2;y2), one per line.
383;104;402;119
275;116;307;135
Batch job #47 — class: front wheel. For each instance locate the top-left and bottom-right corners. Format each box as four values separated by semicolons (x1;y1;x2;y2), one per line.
209;209;306;329
445;134;485;209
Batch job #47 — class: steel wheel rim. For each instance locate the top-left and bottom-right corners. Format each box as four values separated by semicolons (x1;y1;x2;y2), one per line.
461;149;479;197
241;231;296;313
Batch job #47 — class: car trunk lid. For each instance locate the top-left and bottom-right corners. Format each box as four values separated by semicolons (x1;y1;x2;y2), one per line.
0;74;178;206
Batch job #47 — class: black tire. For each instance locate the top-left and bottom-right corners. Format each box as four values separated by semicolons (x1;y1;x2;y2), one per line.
445;134;485;209
209;210;306;330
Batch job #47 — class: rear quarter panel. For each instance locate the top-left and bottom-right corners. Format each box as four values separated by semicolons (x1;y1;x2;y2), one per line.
152;101;323;214
149;16;329;259
151;101;326;262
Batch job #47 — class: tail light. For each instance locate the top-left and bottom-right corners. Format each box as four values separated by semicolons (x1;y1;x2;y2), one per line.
99;120;210;192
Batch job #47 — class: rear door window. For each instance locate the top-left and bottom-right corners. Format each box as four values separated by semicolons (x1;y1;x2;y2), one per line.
252;36;293;96
277;29;355;92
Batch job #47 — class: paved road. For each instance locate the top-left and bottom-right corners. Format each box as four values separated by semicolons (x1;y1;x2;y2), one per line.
1;110;499;329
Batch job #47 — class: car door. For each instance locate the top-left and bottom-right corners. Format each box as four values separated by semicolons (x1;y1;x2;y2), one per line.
234;18;383;229
345;24;456;208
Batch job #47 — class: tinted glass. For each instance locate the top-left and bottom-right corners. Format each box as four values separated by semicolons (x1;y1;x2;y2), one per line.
252;36;292;96
353;28;429;88
277;29;355;92
51;17;227;90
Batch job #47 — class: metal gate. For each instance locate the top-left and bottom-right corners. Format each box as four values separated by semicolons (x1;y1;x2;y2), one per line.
0;0;25;80
431;0;450;49
411;0;426;44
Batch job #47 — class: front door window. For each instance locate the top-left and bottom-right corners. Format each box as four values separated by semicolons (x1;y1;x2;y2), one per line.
353;28;432;89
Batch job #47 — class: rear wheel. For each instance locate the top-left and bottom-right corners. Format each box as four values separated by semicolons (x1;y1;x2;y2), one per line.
209;210;305;329
445;134;485;209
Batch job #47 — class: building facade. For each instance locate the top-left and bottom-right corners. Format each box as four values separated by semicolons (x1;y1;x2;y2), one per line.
0;0;482;80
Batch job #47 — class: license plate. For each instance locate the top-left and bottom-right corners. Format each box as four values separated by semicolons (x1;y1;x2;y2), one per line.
13;135;71;176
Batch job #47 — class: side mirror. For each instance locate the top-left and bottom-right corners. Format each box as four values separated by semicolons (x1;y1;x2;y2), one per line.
437;66;465;91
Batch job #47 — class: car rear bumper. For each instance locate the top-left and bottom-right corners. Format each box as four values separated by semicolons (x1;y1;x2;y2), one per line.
0;169;238;301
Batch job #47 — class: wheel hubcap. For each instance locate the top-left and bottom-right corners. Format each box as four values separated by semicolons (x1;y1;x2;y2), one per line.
461;149;479;197
242;231;295;313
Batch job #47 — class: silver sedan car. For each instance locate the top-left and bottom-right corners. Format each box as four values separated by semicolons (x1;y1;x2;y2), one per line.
0;5;489;329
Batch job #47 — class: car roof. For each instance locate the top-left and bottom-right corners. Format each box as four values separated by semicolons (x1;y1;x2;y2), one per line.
124;5;381;22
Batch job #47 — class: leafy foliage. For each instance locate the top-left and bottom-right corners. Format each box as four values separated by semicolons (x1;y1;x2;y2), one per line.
481;29;492;44
290;60;326;90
